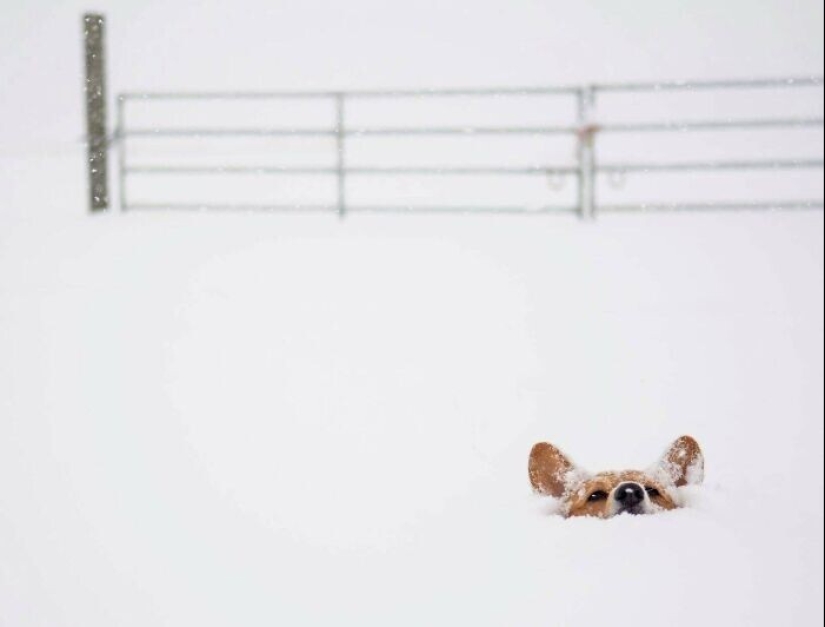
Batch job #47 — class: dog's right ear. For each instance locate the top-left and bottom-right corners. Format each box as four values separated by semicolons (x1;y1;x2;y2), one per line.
528;442;582;497
654;435;705;487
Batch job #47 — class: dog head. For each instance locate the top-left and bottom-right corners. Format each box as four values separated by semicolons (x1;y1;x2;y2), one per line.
528;436;704;518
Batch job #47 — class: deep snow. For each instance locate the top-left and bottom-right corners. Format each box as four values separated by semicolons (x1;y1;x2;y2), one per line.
1;213;822;626
1;1;824;625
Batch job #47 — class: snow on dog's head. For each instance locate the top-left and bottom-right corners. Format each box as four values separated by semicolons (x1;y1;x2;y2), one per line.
528;436;704;518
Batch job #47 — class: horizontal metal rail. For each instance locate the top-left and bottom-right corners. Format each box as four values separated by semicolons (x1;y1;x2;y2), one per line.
600;118;824;133
594;76;823;92
120;77;824;101
125;203;343;212
122;201;824;213
122;125;579;137
124;128;337;137
124;160;823;176
125;165;578;175
599;200;825;212
597;159;824;173
116;76;825;217
120;86;581;100
122;119;823;139
125;202;579;214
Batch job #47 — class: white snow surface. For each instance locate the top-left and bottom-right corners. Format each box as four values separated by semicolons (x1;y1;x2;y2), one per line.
1;212;822;627
1;1;824;626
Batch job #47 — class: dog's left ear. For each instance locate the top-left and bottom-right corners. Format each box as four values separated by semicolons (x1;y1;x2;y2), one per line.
652;435;705;487
529;442;586;497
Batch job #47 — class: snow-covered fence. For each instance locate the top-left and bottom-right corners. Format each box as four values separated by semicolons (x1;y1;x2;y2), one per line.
88;17;824;217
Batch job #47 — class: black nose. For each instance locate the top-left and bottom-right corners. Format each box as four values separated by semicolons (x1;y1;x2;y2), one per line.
614;482;645;507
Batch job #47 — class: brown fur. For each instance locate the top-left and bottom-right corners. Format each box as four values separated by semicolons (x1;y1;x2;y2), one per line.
564;471;677;518
528;442;575;498
528;436;704;518
660;435;704;487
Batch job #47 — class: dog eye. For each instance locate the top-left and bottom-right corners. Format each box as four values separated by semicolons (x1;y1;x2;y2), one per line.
587;490;608;502
645;487;661;498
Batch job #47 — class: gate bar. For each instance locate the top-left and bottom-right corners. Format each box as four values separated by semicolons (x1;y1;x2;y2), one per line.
124;165;580;175
120;125;580;137
335;93;346;218
577;86;597;220
594;77;823;92
119;77;823;101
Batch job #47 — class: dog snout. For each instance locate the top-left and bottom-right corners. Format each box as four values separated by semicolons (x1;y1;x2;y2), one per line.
614;482;645;508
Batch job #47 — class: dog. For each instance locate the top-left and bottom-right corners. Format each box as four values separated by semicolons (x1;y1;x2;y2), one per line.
528;435;704;518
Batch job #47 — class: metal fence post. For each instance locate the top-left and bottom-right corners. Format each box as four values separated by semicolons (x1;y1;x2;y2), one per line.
335;93;347;218
83;13;109;211
577;86;596;219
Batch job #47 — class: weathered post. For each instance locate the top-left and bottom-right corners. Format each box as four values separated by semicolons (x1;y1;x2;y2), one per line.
83;13;109;211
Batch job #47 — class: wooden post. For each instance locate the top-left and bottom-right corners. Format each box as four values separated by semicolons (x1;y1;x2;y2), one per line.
83;13;109;211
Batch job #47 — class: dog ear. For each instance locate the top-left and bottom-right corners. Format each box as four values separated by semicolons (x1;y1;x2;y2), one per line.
654;435;704;487
528;442;584;497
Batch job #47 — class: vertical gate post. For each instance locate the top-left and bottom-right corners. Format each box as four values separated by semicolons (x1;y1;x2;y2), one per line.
335;93;347;218
577;86;596;220
83;13;109;212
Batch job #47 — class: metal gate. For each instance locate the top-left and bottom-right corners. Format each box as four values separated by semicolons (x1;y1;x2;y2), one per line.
84;15;824;218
